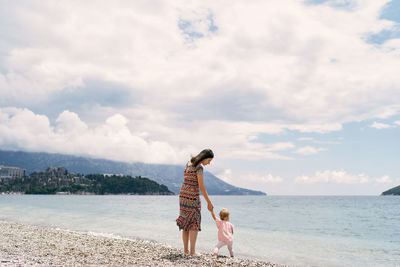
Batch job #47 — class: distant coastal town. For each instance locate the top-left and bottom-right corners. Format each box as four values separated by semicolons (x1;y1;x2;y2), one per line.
0;165;174;195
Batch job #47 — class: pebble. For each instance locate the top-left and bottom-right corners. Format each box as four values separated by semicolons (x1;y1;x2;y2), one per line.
0;220;288;266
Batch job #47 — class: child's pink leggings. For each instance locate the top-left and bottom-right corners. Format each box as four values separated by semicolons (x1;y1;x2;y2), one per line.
213;241;234;257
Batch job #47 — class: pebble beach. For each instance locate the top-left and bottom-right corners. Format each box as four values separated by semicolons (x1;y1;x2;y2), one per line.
0;221;286;267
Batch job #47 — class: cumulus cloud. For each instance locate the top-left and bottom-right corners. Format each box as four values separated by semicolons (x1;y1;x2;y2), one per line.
369;120;400;129
295;170;371;184
297;137;341;145
217;169;233;183
1;0;400;189
0;107;303;162
295;170;393;184
266;142;295;151
297;137;314;141
0;108;187;164
369;121;392;129
214;170;284;190
243;173;284;184
120;109;340;160
294;146;326;155
375;175;392;183
0;0;400;130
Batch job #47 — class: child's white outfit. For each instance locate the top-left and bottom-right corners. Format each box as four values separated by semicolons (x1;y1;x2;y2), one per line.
213;218;234;257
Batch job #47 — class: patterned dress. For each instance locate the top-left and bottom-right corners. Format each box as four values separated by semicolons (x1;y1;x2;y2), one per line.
176;163;203;231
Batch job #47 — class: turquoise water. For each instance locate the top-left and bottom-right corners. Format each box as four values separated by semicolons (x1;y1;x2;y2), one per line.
0;195;399;266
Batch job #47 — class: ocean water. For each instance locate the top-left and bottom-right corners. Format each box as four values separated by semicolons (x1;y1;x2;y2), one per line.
0;195;399;267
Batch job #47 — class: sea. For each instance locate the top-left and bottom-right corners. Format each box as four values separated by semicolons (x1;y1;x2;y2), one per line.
0;195;399;267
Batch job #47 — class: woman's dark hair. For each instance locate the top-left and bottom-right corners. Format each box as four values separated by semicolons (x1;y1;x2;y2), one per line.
191;149;214;167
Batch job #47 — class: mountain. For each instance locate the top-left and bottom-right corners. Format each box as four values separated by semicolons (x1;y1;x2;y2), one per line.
381;185;400;195
0;150;266;195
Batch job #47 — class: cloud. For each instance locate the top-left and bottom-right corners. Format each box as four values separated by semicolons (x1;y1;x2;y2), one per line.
0;108;186;164
295;170;393;185
369;120;400;129
267;142;295;151
370;121;392;129
295;170;370;184
1;0;400;172
297;137;314;141
0;107;303;162
313;140;342;145
297;137;341;145
216;169;233;183
0;108;341;164
294;146;326;155
214;170;284;191
244;173;284;184
375;175;392;183
121;111;339;160
0;0;400;131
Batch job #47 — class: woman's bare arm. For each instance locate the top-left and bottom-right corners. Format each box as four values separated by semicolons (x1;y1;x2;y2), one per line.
198;173;214;211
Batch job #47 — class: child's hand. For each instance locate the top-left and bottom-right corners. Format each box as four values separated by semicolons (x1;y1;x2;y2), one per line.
210;208;216;220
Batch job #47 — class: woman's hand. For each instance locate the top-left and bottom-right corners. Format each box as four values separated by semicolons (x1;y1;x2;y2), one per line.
207;202;214;211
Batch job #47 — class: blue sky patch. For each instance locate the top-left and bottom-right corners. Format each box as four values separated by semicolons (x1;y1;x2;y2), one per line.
381;0;400;22
178;20;205;39
304;0;355;10
178;12;218;41
366;28;400;45
366;0;400;44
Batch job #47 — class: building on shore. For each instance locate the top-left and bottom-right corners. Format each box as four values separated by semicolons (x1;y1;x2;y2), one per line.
45;167;68;178
0;166;26;180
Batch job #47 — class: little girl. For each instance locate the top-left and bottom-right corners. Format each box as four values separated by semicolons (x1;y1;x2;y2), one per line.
210;208;234;258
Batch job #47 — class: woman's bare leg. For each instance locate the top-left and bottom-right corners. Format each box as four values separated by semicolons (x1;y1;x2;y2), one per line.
182;230;189;254
189;230;199;255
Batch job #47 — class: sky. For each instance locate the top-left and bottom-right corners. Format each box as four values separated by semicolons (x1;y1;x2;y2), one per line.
0;0;399;195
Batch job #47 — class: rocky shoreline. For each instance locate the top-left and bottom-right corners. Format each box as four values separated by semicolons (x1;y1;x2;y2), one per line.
0;221;287;266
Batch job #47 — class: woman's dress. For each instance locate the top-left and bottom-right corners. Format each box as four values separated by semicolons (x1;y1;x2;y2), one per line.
176;163;203;231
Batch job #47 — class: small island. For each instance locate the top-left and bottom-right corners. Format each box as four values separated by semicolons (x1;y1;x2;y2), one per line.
381;185;400;196
0;166;174;195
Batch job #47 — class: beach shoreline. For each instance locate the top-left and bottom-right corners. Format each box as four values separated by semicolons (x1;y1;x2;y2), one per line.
0;220;286;266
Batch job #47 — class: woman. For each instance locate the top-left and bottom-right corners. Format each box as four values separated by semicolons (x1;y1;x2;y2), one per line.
176;149;214;255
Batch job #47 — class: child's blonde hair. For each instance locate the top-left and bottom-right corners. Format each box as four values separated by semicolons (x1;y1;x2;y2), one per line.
219;208;230;220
